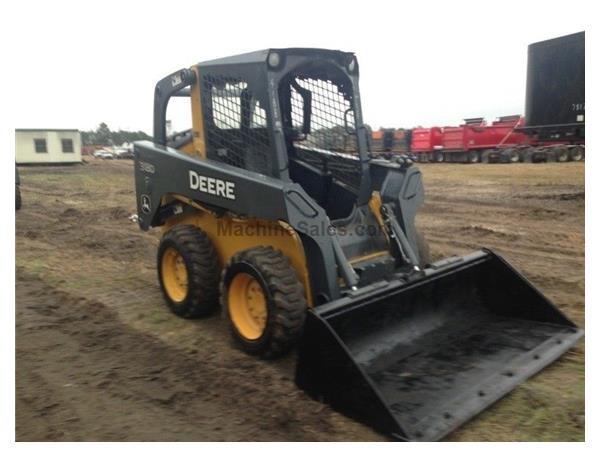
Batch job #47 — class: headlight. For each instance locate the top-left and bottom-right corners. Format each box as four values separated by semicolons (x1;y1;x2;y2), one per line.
347;57;357;73
268;52;281;68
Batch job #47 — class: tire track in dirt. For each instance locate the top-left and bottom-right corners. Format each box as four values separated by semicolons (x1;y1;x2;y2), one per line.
16;270;378;441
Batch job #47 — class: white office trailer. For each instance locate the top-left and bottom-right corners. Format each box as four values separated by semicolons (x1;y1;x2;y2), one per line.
15;129;82;164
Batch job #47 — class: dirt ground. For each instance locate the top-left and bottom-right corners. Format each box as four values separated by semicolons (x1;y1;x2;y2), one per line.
15;159;584;441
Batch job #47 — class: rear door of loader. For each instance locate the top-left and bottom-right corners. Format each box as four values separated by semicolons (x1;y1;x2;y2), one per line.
295;250;582;441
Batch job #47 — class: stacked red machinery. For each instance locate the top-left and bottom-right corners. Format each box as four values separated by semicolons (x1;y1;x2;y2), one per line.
407;115;584;163
404;33;586;163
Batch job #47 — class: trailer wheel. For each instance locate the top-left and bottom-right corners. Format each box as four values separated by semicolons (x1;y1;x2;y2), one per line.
221;246;307;359
555;146;569;163
521;147;534;163
480;150;492;163
501;148;519;163
467;151;480;164
569;145;584;162
433;151;444;163
157;225;221;318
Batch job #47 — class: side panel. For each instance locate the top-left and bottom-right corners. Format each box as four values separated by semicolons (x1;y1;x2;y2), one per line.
134;141;342;301
441;126;465;151
379;165;425;255
525;32;585;128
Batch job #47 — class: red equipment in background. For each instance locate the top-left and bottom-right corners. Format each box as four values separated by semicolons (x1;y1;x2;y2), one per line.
410;116;530;163
372;32;585;164
410;127;443;161
439;116;531;163
371;114;584;164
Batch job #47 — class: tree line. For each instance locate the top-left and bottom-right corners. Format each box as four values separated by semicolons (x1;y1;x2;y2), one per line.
81;123;152;146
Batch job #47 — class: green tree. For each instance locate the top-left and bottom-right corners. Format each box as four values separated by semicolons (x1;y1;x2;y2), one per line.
80;123;152;146
95;122;112;146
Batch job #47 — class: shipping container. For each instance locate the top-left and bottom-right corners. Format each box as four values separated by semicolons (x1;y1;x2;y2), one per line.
523;31;584;140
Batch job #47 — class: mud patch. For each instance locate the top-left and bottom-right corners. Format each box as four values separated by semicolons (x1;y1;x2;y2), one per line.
460;224;519;239
16;271;356;441
60;207;83;219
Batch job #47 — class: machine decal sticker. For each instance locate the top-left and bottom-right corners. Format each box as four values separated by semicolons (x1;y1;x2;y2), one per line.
139;161;155;174
188;170;236;200
140;195;152;214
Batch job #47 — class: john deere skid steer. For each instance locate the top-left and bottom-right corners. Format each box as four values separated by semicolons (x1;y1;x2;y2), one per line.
134;49;582;441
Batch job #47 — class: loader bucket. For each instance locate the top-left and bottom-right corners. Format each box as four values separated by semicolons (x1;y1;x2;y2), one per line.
295;249;582;441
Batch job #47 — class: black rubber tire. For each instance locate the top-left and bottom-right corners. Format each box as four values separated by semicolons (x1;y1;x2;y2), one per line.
221;246;307;359
480;149;492;164
467;151;480;164
415;229;431;268
505;148;520;163
15;185;21;210
433;151;444;163
521;147;534;163
555;146;569;163
569;145;584;162
157;224;220;318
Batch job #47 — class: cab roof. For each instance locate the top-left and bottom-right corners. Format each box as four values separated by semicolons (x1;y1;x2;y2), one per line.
196;48;355;68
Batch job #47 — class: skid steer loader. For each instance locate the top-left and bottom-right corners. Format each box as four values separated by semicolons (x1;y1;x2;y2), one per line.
133;49;582;441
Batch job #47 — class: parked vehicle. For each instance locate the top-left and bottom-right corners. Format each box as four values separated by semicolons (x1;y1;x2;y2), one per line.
93;149;114;159
114;148;133;159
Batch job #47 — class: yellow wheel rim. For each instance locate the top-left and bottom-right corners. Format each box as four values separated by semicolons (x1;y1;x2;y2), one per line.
161;247;188;302
228;272;268;340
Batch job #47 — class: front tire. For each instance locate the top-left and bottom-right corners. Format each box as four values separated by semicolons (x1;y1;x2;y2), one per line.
157;225;220;318
221;246;307;359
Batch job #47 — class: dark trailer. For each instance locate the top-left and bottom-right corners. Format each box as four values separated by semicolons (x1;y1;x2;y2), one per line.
522;31;585;143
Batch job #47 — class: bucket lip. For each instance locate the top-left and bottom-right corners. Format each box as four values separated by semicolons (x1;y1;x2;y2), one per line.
406;327;583;441
300;308;410;438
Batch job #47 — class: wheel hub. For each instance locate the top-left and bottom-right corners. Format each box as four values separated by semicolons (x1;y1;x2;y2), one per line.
161;247;188;302
228;272;267;340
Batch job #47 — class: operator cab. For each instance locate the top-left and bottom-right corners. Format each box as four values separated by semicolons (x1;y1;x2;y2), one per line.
276;57;366;219
154;48;371;220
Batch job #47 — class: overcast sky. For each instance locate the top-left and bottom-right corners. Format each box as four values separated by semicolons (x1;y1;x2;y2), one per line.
7;0;587;134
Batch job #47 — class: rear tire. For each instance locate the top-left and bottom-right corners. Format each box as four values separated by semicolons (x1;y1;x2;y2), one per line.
157;225;220;318
221;246;307;359
433;151;444;163
569;145;584;162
